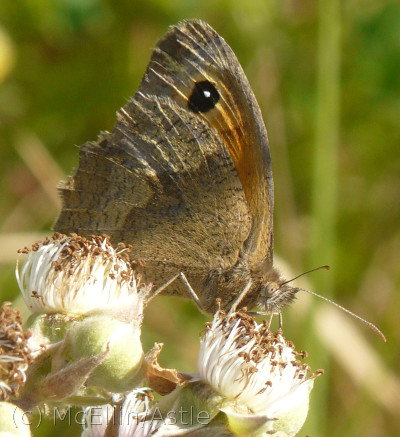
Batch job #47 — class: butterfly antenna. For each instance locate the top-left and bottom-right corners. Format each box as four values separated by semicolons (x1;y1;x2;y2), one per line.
281;265;330;286
298;287;386;342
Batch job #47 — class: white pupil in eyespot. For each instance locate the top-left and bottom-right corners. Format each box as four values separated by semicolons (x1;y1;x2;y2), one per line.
203;90;211;98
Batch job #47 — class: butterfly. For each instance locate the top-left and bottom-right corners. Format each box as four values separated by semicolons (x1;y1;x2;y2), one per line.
55;19;299;315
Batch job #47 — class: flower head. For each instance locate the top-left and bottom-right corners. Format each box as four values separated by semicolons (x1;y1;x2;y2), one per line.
14;233;150;402
197;310;319;436
82;388;160;437
16;233;146;315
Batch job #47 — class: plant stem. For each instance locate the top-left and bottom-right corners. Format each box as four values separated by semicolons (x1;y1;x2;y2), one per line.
306;0;341;435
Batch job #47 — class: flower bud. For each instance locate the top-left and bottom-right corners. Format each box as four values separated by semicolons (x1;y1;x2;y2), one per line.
65;314;144;392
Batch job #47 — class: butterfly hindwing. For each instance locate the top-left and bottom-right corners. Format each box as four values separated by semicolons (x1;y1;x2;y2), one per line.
56;92;252;292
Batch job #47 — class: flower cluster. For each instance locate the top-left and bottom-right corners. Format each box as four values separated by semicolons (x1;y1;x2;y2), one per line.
0;233;319;437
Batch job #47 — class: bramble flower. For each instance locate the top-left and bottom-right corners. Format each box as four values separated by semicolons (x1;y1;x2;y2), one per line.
16;233;143;315
195;310;320;436
144;310;319;436
14;234;150;404
82;388;160;437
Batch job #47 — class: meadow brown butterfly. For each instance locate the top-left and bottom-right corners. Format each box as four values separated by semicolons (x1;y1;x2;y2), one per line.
54;20;304;314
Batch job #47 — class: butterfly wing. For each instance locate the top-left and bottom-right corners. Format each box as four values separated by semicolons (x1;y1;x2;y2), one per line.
55;20;273;307
138;20;274;268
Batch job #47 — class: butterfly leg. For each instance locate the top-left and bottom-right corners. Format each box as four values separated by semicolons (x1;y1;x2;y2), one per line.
278;311;283;331
256;312;283;330
227;279;253;316
148;272;204;312
176;272;204;311
147;272;181;302
262;312;283;331
266;313;274;329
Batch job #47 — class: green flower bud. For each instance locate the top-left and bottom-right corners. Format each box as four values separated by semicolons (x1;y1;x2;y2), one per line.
65;314;144;392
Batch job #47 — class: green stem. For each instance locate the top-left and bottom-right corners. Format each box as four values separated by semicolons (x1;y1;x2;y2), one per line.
306;0;341;435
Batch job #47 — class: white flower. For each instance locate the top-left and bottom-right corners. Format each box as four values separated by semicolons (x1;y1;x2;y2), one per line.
16;233;144;315
82;389;160;437
197;311;319;436
13;234;151;403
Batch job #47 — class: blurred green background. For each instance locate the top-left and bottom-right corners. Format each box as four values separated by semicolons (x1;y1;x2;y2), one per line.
0;0;399;436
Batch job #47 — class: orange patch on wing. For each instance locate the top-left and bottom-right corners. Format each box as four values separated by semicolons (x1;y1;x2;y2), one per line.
211;112;259;217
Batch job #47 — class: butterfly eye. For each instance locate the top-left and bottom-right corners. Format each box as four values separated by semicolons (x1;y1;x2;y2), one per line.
264;282;280;297
188;80;220;113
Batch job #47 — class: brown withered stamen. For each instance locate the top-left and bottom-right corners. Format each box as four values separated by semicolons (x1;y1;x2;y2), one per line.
0;302;33;400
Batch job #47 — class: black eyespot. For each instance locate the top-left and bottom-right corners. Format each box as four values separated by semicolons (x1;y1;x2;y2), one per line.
188;80;220;113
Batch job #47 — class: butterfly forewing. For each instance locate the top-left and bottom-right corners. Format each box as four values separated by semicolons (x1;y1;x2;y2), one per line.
139;20;274;267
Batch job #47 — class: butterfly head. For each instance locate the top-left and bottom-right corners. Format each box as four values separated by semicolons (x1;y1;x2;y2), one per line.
261;280;299;314
255;264;334;314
